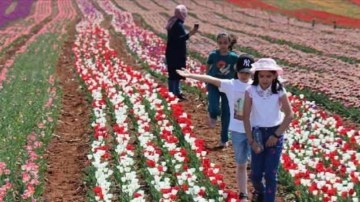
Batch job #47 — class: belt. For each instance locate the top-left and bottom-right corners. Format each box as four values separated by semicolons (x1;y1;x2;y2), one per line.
254;125;280;131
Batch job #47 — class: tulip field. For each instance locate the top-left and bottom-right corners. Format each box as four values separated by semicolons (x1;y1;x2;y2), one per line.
0;0;359;202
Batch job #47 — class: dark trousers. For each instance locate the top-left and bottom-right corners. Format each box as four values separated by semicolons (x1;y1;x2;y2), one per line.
251;126;283;202
207;83;230;143
168;79;181;96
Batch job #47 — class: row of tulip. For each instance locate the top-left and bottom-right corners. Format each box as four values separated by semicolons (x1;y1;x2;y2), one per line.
106;71;145;201
74;2;117;201
0;33;61;201
0;74;58;202
73;23;239;201
20;74;58;201
226;0;360;29
74;27;146;201
75;0;103;32
74;29;113;201
281;95;360;201
0;163;12;201
38;0;76;35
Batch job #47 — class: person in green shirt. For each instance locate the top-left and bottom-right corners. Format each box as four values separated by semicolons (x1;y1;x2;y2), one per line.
206;32;239;147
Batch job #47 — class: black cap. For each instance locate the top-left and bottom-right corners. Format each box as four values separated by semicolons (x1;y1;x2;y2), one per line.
236;54;254;73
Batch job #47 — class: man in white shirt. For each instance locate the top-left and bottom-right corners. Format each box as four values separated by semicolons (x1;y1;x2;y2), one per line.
177;54;254;201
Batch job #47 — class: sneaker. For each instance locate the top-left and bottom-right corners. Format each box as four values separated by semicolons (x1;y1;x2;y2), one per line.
208;114;216;128
219;141;229;148
239;193;249;201
177;94;187;101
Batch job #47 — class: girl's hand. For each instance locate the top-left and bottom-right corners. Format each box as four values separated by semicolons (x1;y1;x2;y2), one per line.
176;68;191;77
250;142;262;154
266;135;278;147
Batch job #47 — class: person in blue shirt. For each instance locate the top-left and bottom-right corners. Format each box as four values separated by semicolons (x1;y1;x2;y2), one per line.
206;32;239;147
165;4;198;101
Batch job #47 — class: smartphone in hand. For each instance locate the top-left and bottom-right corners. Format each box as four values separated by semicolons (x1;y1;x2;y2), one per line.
194;23;199;30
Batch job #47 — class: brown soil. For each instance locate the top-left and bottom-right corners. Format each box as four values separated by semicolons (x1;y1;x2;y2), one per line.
90;0;147;74
181;95;239;191
42;20;91;201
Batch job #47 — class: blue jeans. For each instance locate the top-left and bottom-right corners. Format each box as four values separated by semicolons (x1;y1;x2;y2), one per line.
250;126;283;202
168;79;181;96
231;131;250;164
207;83;230;143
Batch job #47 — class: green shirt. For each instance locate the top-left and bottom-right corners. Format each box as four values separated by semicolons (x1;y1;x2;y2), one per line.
207;50;238;79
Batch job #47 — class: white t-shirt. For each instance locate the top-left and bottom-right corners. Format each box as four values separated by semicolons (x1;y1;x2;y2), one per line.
219;79;252;133
246;85;286;127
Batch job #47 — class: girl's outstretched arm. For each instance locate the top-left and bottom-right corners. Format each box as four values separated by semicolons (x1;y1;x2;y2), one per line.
176;69;221;87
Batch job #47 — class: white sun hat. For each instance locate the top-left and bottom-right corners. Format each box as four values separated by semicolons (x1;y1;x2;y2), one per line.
251;58;284;75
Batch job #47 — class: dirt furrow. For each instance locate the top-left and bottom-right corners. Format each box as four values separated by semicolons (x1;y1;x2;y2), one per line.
42;20;91;202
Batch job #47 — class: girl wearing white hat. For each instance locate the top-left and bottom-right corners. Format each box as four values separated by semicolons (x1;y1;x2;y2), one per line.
243;58;293;202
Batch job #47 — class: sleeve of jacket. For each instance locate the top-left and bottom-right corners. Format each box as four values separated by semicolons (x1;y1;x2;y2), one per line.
173;21;189;41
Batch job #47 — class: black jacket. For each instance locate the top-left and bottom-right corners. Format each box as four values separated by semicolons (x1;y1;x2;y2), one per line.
165;19;189;80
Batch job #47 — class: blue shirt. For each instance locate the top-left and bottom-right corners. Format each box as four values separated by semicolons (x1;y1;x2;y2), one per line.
207;50;238;79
